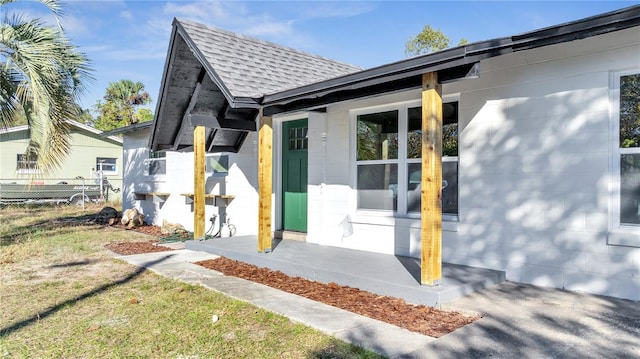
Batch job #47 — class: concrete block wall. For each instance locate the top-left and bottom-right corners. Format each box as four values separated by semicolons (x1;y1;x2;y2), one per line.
120;28;640;301
122;129;259;236
444;27;640;300
305;27;639;300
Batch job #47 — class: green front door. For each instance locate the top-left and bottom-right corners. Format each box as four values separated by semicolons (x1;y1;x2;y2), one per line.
282;119;308;232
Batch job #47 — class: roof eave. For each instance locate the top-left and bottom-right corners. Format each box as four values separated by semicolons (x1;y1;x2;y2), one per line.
262;5;640;115
101;121;153;137
262;38;511;108
511;4;640;51
148;20;179;151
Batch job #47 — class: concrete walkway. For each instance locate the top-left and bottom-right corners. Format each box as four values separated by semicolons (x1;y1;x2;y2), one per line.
116;249;640;359
185;236;505;308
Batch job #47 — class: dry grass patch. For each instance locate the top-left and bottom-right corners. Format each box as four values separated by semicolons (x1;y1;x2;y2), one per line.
0;205;382;358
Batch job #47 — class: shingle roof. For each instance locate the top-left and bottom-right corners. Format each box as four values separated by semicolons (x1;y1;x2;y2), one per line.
176;19;362;99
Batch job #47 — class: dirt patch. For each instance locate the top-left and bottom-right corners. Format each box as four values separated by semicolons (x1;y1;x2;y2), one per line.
106;235;479;338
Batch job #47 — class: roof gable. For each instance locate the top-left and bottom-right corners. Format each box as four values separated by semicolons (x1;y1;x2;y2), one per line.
177;19;362;100
149;18;362;153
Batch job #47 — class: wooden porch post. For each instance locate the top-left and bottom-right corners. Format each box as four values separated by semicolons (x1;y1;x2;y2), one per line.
258;112;273;252
193;125;206;240
421;72;443;286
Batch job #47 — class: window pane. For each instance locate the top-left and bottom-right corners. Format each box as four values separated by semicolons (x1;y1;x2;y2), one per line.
206;154;229;174
97;157;116;172
443;123;458;157
407;162;458;215
288;126;308;150
150;151;166;159
148;159;166;175
406;103;459;159
621;154;640;225
442;161;459;215
407;107;422;159
357;110;398;160
407;163;421;212
357;164;398;210
620;73;640;148
16;153;38;173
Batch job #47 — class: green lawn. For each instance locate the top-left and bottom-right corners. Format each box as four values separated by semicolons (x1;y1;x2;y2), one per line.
0;204;383;358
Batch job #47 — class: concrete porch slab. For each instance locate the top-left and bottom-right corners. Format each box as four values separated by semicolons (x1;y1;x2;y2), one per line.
185;235;505;307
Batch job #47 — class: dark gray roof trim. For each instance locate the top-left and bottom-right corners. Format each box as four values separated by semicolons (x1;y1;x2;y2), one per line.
101;121;153;137
262;5;640;116
148;24;179;151
511;4;640;50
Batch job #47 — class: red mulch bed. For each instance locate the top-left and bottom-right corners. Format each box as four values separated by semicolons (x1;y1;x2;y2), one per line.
104;223;174;255
105;241;173;255
105;225;479;338
196;257;477;338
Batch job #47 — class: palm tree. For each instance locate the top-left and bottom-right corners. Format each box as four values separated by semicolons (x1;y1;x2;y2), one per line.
94;79;151;131
106;80;150;106
0;0;92;174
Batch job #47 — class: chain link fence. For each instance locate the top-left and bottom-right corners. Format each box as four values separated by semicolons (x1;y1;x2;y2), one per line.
0;177;122;208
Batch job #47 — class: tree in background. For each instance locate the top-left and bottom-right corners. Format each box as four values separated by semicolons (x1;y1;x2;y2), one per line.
94;79;152;131
75;107;95;126
405;25;469;57
620;73;640;148
0;0;93;174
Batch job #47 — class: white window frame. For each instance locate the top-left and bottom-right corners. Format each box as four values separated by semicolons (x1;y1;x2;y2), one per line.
608;69;640;247
351;95;459;221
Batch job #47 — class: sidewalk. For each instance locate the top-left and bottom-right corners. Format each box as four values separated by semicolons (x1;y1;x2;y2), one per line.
116;249;640;359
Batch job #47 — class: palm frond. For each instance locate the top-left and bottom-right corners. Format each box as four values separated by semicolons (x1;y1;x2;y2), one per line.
0;2;93;174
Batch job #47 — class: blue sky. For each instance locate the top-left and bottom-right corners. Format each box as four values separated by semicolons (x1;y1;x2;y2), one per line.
7;1;639;113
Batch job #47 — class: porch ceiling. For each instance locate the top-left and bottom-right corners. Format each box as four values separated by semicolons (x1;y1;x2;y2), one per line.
149;26;257;153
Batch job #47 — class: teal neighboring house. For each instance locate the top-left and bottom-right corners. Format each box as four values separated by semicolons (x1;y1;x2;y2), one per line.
0;120;123;183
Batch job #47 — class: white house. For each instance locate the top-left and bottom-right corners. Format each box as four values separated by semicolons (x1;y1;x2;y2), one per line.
122;6;640;301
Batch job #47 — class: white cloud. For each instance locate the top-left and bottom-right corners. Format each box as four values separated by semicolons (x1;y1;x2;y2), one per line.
159;1;313;46
107;48;168;61
120;10;134;21
524;12;554;29
244;19;295;38
298;1;375;19
163;1;231;23
60;14;91;36
79;44;111;53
